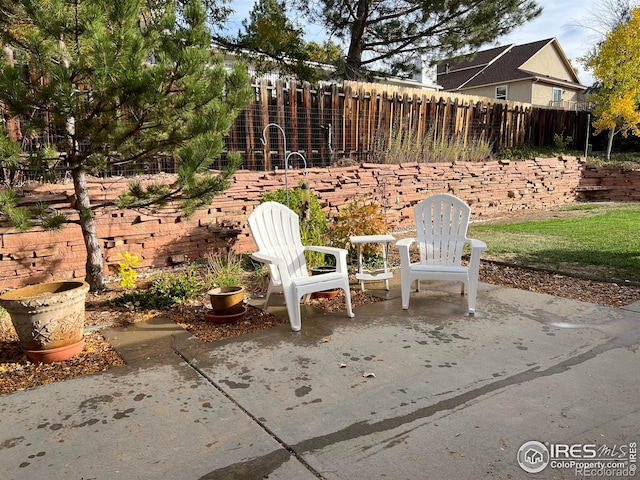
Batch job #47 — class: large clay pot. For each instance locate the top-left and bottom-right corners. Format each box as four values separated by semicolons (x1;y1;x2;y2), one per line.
0;281;89;363
208;286;245;315
310;265;337;275
310;266;339;298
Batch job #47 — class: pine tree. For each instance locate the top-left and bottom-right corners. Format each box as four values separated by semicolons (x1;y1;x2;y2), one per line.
234;0;318;81
0;0;253;290
295;0;542;80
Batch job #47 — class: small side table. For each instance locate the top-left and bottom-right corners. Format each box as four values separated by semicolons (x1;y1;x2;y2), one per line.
349;234;396;291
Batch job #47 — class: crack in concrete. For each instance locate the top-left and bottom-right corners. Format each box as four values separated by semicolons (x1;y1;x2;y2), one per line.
169;305;639;475
173;348;324;479
291;334;636;455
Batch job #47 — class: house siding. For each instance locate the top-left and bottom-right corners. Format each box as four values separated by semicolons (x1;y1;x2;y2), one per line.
521;44;575;81
459;79;581;108
457;85;498;99
438;39;585;109
506;81;533;103
457;80;533;103
531;82;580;108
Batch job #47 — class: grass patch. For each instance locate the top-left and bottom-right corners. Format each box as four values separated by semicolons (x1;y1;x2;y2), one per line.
469;203;640;282
587;152;640;169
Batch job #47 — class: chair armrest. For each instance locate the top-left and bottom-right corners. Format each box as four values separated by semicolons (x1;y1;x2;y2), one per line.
395;237;415;249
467;238;487;275
250;252;292;281
304;246;349;273
395;237;416;269
250;251;281;265
305;245;346;256
469;238;487;252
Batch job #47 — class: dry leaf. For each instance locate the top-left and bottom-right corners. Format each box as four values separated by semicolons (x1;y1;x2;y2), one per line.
321;336;332;343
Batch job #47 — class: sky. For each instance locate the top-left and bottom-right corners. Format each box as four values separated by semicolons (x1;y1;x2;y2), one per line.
496;0;603;86
225;0;606;87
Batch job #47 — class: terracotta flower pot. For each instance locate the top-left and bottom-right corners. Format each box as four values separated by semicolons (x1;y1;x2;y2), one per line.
205;305;248;324
0;280;89;363
208;286;245;315
310;266;336;275
310;266;340;298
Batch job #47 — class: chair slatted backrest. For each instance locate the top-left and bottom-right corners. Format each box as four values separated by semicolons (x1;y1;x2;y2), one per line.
414;194;471;267
248;202;309;283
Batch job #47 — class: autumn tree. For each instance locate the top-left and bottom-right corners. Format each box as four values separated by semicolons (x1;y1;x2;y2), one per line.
583;7;640;159
294;0;542;80
0;0;253;290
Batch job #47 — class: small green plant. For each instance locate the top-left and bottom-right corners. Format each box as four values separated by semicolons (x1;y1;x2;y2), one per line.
117;252;141;289
111;264;203;309
329;197;387;258
151;265;203;308
553;133;573;150
205;250;244;288
261;183;329;267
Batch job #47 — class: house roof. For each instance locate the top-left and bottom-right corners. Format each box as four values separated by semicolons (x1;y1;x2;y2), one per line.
437;38;585;91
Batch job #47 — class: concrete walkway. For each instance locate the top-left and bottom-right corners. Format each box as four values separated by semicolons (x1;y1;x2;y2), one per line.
1;280;639;480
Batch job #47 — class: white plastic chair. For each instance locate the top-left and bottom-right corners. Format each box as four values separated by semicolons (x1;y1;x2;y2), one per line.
396;194;486;314
248;201;354;331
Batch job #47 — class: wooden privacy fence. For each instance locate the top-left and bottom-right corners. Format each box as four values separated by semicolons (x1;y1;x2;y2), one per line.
3;77;591;177
222;79;591;170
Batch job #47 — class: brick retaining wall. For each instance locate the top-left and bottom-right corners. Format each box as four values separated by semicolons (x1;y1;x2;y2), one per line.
2;157;638;290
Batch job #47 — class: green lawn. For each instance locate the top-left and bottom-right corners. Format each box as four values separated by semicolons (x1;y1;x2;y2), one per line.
468;203;640;282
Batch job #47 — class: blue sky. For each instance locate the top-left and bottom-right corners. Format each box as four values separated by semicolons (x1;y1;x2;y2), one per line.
226;0;602;86
497;0;602;86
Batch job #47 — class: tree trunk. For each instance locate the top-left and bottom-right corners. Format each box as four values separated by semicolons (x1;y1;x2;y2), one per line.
72;167;106;291
58;31;106;290
2;47;22;142
345;0;370;80
606;128;615;160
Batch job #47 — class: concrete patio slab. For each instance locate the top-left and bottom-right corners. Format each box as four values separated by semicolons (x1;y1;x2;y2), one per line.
1;280;638;480
0;323;316;480
179;282;639;479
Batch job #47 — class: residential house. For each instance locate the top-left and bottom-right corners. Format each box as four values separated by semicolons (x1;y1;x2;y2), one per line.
436;38;587;110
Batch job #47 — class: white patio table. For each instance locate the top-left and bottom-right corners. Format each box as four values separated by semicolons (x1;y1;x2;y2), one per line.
349;234;396;291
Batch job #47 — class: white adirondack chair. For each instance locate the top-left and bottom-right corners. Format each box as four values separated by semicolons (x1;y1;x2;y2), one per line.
396;194;486;314
248;201;354;331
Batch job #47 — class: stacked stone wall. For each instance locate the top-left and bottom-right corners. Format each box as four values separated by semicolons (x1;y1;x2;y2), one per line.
3;157;637;290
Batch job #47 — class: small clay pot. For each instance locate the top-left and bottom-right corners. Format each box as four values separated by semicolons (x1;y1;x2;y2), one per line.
208;286;245;315
205;305;248;324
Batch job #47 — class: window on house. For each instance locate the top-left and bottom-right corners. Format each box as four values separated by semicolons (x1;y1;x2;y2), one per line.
553;88;564;107
495;85;507;100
